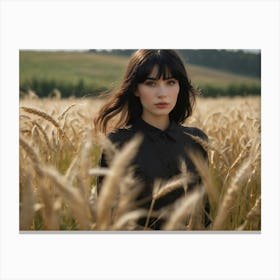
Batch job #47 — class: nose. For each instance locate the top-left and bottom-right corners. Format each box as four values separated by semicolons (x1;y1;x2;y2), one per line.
157;84;168;98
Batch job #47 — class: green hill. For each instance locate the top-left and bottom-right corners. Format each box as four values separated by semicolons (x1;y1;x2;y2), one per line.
20;50;261;98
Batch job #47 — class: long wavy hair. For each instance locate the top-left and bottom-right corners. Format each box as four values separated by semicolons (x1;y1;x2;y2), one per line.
93;49;197;134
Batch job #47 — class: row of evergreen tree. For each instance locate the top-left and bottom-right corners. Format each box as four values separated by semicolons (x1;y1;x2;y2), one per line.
20;78;260;99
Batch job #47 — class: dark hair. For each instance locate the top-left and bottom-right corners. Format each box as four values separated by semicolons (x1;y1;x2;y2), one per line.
94;49;197;133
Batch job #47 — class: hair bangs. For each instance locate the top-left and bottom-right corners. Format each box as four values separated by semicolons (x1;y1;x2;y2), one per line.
135;51;184;83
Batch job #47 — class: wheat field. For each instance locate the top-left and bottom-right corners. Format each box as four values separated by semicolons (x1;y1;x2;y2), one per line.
19;95;261;231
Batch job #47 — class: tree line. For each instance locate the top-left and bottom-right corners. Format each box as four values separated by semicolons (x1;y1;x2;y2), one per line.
20;78;260;99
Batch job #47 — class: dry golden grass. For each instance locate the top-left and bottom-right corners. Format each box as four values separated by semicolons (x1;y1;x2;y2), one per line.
19;96;261;231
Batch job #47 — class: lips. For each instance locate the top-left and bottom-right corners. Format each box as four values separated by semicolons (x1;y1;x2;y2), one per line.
155;102;169;108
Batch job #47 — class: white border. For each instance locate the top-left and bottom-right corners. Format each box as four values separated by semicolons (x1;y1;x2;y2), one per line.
1;1;279;280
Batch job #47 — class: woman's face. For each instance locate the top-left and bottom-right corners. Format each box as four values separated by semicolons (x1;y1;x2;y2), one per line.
135;66;180;122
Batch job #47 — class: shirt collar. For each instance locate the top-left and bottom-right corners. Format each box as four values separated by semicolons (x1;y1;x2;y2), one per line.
132;118;180;142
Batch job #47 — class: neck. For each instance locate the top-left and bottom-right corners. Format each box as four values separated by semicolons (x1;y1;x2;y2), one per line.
141;114;170;130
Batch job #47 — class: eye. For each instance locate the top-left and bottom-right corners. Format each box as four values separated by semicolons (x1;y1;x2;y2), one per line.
167;79;177;85
144;80;156;87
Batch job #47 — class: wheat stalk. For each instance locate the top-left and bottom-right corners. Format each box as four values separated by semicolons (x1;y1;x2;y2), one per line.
19;97;261;231
40;166;92;230
223;149;246;187
58;103;76;120
163;189;204;230
153;176;191;200
213;158;252;230
37;178;60;230
21;106;74;148
97;133;117;165
31;121;52;150
112;209;147;230
20;136;92;229
237;196;261;230
20;171;35;230
96;134;142;230
185;132;230;167
20;137;42;176
188;150;218;204
21;106;63;133
111;168;141;222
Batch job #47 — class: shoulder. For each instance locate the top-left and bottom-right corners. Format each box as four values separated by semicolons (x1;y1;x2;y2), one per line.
181;126;208;142
180;126;208;160
107;127;136;148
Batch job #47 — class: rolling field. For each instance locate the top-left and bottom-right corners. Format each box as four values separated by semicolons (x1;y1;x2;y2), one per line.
20;51;261;97
19;96;261;231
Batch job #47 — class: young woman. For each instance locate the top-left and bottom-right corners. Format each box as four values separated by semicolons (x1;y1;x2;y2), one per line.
94;49;210;230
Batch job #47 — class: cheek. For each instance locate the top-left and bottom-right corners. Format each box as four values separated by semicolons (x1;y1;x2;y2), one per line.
138;89;154;104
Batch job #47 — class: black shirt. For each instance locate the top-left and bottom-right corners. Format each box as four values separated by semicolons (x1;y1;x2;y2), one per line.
97;118;210;229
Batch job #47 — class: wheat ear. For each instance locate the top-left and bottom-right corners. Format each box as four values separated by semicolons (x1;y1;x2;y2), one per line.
21;106;74;148
153;176;191;200
21;106;63;134
20;137;42;176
